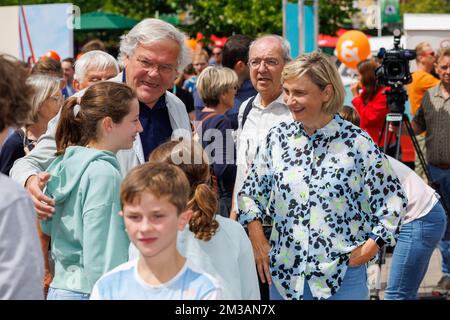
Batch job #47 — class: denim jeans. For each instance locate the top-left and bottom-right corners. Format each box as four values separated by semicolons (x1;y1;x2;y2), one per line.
384;202;447;300
428;165;450;275
47;287;90;300
269;264;368;300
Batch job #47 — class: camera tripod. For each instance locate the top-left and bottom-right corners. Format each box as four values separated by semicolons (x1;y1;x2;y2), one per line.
368;90;450;300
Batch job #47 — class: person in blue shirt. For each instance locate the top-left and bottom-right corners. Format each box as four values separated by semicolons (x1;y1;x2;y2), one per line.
128;139;260;299
61;58;76;99
194;66;238;218
91;162;222;300
238;52;407;300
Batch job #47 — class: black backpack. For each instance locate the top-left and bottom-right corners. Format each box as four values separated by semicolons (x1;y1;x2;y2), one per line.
241;96;257;129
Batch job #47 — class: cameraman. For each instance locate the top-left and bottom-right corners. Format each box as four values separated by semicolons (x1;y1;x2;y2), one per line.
408;42;440;179
411;47;450;297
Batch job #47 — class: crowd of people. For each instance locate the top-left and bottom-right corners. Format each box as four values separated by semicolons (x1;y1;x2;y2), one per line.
0;17;449;300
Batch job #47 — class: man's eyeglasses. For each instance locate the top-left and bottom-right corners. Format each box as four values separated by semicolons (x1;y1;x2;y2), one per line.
248;58;280;69
136;57;176;74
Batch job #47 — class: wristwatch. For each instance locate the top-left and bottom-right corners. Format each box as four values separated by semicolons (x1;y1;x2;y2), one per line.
369;233;386;249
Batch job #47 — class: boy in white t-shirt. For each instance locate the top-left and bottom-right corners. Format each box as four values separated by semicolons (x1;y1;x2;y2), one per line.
90;163;222;300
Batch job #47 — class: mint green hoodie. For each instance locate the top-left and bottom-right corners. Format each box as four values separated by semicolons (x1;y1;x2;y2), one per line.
40;146;129;294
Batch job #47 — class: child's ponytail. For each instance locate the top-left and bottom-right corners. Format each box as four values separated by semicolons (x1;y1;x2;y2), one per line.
55;96;83;155
187;183;219;241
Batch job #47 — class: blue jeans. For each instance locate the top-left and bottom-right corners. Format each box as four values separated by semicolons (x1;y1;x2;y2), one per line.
428;165;450;275
47;287;90;300
384;202;447;300
270;264;368;300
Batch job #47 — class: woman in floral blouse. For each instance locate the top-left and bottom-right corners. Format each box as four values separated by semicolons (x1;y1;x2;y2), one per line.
237;52;407;300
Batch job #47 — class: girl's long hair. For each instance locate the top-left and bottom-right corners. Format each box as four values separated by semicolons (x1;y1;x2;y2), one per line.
55;81;136;155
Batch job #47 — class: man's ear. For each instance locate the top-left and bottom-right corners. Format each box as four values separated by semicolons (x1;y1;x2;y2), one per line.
178;209;193;231
234;60;246;73
118;210;124;217
123;55;130;69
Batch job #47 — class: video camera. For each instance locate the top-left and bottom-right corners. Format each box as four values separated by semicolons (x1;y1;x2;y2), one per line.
375;30;416;114
375;30;416;88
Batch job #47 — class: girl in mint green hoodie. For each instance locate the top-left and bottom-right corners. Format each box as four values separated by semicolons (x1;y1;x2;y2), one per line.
40;81;143;300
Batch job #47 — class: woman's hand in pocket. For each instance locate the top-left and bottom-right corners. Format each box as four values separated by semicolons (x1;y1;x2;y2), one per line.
349;238;379;267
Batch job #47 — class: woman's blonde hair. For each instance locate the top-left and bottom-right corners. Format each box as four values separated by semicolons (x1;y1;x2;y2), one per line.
149;139;219;242
281;51;345;114
196;66;238;107
415;42;433;61
26;75;61;122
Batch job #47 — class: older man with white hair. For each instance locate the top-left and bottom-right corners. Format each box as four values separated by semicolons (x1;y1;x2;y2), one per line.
72;50;120;91
10;18;192;219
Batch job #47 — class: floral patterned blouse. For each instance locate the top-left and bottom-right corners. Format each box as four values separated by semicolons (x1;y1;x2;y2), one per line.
237;115;407;300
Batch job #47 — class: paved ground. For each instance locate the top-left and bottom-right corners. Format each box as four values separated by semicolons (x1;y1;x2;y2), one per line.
369;248;447;300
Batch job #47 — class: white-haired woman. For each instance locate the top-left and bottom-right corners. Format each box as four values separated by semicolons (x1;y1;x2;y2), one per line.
237;52;407;300
0;75;62;174
194;66;238;218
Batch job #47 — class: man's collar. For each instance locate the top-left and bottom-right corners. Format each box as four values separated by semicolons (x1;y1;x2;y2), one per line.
253;92;285;110
139;94;166;110
434;83;450;99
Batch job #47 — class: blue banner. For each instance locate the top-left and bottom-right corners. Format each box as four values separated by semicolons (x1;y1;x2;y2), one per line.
286;3;315;58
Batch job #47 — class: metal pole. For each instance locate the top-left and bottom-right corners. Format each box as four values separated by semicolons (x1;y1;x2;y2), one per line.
298;0;304;54
282;0;287;39
378;0;382;37
313;0;319;51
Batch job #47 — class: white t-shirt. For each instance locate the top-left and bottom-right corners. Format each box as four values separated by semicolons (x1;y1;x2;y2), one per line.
387;156;439;225
90;259;221;300
128;216;260;300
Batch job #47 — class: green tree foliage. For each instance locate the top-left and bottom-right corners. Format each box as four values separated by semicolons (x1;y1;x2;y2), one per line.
318;0;359;35
169;0;358;37
400;0;450;14
2;0;365;37
169;0;283;37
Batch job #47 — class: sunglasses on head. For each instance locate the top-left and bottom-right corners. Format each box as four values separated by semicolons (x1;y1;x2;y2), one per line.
422;50;435;57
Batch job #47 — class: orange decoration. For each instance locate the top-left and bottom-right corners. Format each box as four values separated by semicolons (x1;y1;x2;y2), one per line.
41;50;61;61
336;30;371;70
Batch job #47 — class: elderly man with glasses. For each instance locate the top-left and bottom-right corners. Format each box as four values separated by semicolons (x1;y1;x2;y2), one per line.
230;35;293;299
10;18;192;220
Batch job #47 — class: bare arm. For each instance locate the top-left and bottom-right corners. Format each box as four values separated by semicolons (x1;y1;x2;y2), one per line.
247;220;272;285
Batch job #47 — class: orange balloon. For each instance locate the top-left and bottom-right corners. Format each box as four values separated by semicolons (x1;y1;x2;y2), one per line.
336;30;370;70
185;38;198;51
41;50;61;61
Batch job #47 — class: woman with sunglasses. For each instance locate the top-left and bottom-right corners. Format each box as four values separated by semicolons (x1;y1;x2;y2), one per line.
407;42;440;117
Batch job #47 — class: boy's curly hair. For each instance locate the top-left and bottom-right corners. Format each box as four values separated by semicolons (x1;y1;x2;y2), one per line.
0;54;34;131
